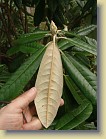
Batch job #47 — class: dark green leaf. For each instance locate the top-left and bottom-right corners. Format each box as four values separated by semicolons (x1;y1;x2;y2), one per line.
62;30;79;38
0;65;10;88
7;42;44;56
64;75;82;105
63;37;97;55
13;31;49;46
0;47;46;102
58;39;73;50
61;52;97;105
8;53;26;72
85;36;97;47
55;100;93;130
75;0;84;8
62;83;78;112
73;53;90;68
82;0;96;14
66;53;97;91
77;25;97;36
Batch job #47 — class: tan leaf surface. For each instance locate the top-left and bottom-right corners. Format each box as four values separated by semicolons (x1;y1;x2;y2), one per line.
34;41;63;128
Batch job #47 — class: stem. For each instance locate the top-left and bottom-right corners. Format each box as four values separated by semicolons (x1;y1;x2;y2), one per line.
24;5;28;33
19;9;25;32
56;36;67;40
0;9;12;46
5;0;17;38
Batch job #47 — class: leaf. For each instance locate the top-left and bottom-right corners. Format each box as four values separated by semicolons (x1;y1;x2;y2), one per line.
61;52;97;105
77;25;97;36
58;39;73;51
34;41;63;128
64;75;82;105
62;30;79;38
55;100;93;130
75;0;84;8
73;53;90;68
82;0;96;14
66;53;97;91
13;31;49;46
85;36;97;47
7;42;44;56
0;47;46;102
0;65;10;88
63;37;97;55
62;83;77;113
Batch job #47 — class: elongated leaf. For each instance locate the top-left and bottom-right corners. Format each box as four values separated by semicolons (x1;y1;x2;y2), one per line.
61;52;97;105
0;47;46;102
74;53;90;68
75;0;84;8
65;75;82;105
55;100;93;130
82;0;96;14
34;41;63;128
62;30;79;38
77;25;97;36
7;42;44;56
13;31;49;46
64;37;97;55
62;83;77;113
58;39;73;50
85;36;97;47
66;53;97;91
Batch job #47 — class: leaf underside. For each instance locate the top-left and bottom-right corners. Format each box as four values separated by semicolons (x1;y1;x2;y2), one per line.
34;41;63;128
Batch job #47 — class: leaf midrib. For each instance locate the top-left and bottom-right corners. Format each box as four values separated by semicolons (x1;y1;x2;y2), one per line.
46;42;55;127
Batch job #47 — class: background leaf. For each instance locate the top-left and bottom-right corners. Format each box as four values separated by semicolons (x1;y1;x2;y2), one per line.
0;47;46;102
61;52;97;105
63;37;97;55
7;42;44;56
55;100;93;130
13;31;49;46
77;25;97;36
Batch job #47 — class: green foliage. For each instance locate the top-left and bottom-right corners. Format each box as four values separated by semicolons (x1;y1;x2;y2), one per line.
55;100;93;130
62;52;97;105
0;47;45;101
0;0;97;130
0;65;11;89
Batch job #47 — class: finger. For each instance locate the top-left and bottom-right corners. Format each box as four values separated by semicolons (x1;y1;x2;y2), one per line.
12;87;37;110
23;107;32;123
60;98;64;106
22;117;42;130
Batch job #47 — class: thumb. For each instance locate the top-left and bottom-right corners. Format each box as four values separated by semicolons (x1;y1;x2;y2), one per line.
12;87;37;109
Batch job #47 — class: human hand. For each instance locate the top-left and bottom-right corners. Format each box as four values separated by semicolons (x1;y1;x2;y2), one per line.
0;87;64;130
